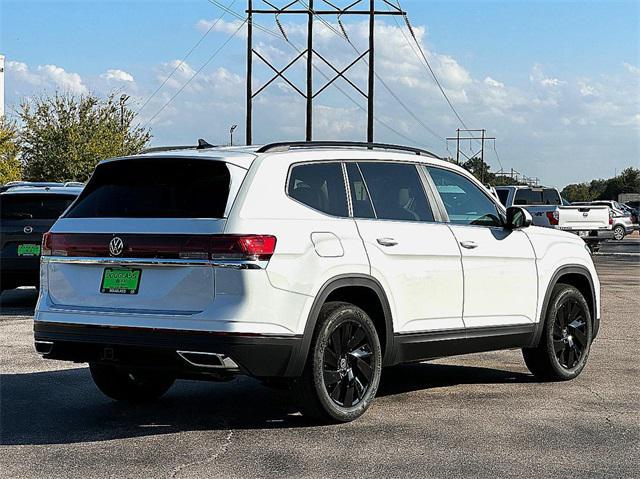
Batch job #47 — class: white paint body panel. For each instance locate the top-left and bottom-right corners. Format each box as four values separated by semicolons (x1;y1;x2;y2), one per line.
35;146;600;346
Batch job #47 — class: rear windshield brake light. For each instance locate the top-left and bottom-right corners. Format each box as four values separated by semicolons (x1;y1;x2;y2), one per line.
41;233;277;261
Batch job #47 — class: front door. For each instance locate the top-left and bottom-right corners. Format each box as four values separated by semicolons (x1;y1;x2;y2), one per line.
425;166;538;331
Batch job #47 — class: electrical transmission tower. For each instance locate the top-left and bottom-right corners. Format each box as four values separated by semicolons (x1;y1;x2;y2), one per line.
245;0;406;144
446;129;495;183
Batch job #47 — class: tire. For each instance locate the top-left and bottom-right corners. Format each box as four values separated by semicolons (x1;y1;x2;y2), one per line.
89;363;175;402
613;225;625;241
523;284;592;381
295;301;383;423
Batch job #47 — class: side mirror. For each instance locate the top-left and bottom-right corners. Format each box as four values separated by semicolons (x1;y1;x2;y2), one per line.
506;206;533;229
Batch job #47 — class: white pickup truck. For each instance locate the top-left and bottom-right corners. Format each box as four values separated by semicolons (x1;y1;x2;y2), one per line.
495;186;611;252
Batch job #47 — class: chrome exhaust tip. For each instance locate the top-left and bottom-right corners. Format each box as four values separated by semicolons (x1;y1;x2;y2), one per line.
177;350;239;370
34;340;54;355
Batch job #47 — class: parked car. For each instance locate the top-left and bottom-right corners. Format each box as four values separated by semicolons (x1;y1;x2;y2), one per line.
34;141;600;423
572;200;634;240
618;203;638;226
495;186;611;252
1;183;83;291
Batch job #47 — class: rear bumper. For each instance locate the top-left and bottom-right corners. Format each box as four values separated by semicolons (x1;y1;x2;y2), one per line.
1;266;40;288
34;321;303;378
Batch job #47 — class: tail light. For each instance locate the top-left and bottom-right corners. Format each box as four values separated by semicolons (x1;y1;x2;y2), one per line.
546;210;559;226
40;234;277;261
42;232;52;256
609;209;613;225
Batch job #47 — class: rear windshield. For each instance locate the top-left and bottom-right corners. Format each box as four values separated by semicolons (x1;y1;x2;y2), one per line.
65;158;231;218
0;194;77;220
514;188;561;206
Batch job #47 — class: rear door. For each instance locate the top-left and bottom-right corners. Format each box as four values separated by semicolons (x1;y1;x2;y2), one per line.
425;166;538;330
45;157;245;314
348;161;463;334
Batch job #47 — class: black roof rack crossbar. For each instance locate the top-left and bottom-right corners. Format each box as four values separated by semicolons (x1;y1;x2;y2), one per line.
256;141;441;159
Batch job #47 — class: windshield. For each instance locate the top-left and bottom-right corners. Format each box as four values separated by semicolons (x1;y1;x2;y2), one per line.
65;158;232;219
0;194;77;220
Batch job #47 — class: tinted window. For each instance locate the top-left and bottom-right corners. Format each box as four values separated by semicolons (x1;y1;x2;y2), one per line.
345;163;375;219
496;189;509;206
514;188;560;206
288;163;348;217
65;159;231;218
358;162;433;222
427;167;503;227
0;194;77;220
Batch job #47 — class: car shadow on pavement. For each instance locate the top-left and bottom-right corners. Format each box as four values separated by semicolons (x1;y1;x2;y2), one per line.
1;362;535;446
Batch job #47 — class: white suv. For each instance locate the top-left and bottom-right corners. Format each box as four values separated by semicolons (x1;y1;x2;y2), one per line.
34;141;600;422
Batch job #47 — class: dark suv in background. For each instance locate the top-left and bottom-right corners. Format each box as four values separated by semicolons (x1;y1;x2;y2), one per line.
0;183;83;292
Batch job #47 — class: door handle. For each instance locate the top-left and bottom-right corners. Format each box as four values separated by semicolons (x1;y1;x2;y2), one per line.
460;240;478;249
377;237;398;247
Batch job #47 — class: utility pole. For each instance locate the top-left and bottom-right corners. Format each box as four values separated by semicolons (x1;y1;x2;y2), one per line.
119;94;130;130
446;129;495;183
245;0;406;145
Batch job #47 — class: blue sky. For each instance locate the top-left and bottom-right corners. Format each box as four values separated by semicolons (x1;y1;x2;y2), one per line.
2;0;639;187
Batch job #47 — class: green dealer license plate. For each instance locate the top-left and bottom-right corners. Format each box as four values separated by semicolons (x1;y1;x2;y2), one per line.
101;268;142;294
18;244;41;256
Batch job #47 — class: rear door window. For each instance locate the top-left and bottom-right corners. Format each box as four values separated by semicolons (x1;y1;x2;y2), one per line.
288;162;348;217
0;194;77;220
65;158;233;218
357;162;434;222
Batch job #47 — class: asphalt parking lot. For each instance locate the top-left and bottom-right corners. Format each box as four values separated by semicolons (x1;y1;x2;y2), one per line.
1;238;639;478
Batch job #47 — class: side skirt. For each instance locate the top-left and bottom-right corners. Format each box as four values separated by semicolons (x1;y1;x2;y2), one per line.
392;324;536;365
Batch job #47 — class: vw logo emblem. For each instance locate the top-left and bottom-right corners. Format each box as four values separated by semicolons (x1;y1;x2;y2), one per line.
109;237;124;256
23;226;33;234
582;212;589;217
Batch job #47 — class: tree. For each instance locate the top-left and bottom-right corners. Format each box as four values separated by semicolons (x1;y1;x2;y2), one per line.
0;118;22;184
462;157;495;185
19;93;151;182
561;168;640;202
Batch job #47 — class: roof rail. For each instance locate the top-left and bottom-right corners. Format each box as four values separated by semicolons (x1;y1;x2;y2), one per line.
255;141;442;159
63;181;85;187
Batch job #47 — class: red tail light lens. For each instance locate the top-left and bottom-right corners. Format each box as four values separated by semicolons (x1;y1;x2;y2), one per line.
39;233;277;261
546;211;559;226
210;235;277;261
609;209;613;225
42;232;52;256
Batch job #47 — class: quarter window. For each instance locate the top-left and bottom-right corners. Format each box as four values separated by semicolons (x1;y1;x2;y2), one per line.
358;162;434;222
288;163;348;217
426;167;503;227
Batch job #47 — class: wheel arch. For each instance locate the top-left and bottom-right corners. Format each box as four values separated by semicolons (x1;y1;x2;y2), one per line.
285;274;395;376
530;265;598;347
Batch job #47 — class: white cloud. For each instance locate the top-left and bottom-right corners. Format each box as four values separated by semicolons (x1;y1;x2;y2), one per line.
101;69;134;82
7;60;87;94
622;62;640;75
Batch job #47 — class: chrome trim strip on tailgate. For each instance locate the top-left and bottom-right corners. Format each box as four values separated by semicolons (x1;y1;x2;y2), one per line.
43;256;267;269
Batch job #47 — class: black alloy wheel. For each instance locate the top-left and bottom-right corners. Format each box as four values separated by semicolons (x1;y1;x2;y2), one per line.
322;319;375;408
522;283;592;381
552;297;588;369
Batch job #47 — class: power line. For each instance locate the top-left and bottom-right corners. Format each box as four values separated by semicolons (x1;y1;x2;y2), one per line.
137;0;237;116
208;0;432;148
142;18;248;128
392;1;472;133
297;0;444;143
492;138;504;171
